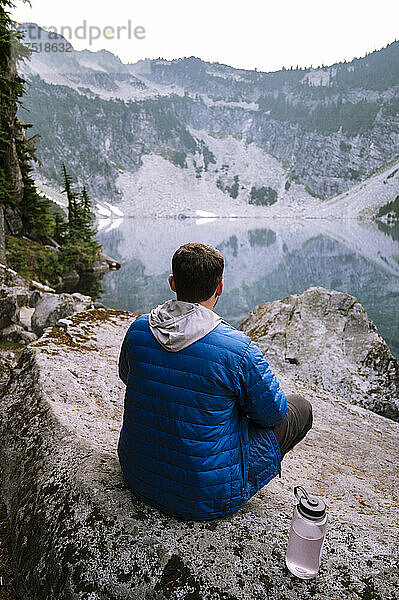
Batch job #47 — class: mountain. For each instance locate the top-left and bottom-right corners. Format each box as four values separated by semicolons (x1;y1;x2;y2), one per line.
17;23;399;217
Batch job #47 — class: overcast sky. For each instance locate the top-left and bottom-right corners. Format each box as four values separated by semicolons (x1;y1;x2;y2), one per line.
11;0;399;72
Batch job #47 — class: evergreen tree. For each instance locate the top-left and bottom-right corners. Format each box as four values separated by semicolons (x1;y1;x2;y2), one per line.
0;0;31;205
79;185;96;240
61;161;78;233
0;0;58;259
17;125;55;239
54;211;67;243
60;164;101;270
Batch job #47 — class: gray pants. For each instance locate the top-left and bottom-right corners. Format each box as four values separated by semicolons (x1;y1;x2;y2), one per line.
273;394;313;458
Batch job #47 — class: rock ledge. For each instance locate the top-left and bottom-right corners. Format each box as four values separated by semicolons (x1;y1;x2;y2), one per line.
0;300;398;599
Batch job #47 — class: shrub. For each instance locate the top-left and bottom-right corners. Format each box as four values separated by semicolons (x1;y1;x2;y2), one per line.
249;186;277;206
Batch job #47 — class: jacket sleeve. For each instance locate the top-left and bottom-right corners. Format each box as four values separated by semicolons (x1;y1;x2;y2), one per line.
236;340;287;428
118;330;130;385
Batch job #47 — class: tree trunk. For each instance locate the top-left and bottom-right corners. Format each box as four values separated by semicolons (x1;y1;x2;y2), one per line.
0;203;6;265
4;60;24;204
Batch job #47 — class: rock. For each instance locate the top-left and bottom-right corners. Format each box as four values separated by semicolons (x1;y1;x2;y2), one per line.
20;330;37;345
0;323;37;345
88;252;121;273
71;293;95;312
101;252;121;270
61;270;80;284
31;292;93;336
3;204;23;236
49;275;64;289
19;306;35;330
93;301;107;309
0;323;22;341
239;287;399;422
0;292;19;330
29;290;44;308
0;306;398;599
0;264;30;308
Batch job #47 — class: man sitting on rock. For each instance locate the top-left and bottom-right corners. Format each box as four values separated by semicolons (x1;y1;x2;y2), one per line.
117;242;312;520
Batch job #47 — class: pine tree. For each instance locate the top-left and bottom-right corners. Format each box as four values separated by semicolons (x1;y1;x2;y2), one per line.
79;185;96;239
61;161;79;238
54;211;67;243
17;126;55;239
60;164;101;271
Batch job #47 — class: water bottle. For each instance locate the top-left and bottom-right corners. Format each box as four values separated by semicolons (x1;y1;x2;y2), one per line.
285;486;328;579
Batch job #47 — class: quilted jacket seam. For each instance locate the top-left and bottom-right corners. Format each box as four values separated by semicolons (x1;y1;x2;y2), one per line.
234;339;253;392
122;427;233;459
123;414;231;441
125;400;232;428
120;435;238;473
127;381;233;409
119;450;240;489
127;359;234;395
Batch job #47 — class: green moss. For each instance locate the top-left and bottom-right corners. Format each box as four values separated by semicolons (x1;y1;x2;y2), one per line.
5;235;101;285
5;235;63;283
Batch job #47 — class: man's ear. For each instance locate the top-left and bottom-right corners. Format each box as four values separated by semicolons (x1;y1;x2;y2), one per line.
169;274;176;292
216;278;223;297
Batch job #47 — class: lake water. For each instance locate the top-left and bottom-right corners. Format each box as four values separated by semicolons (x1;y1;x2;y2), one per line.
94;217;399;359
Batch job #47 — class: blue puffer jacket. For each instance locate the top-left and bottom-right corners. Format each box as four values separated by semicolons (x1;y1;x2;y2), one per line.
117;307;287;521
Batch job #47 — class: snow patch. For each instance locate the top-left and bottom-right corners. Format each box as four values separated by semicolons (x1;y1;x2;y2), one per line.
95;203;112;217
196;210;217;218
104;202;124;217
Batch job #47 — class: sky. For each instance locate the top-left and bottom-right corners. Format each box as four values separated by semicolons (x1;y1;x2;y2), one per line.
11;0;399;72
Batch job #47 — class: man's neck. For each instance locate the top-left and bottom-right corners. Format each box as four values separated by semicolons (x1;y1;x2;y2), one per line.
199;298;216;311
176;297;217;311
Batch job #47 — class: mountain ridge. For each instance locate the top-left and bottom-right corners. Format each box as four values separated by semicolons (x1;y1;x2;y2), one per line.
17;23;399;216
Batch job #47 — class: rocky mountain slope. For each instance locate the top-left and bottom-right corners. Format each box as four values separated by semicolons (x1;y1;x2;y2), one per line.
0;290;398;599
17;24;399;216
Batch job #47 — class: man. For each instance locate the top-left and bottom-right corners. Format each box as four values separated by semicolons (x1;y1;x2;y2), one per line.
118;242;312;521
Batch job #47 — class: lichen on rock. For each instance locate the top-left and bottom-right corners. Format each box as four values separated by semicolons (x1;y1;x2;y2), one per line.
31;292;94;336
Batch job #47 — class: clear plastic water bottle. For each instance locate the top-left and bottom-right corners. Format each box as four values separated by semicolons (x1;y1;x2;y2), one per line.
285;486;328;579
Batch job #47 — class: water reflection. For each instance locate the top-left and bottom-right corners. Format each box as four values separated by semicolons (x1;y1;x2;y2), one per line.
376;220;399;242
97;217;399;359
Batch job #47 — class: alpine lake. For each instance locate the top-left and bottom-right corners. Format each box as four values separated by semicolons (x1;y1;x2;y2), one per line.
77;216;399;360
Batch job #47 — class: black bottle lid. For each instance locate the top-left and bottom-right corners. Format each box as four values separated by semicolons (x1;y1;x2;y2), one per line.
294;486;326;521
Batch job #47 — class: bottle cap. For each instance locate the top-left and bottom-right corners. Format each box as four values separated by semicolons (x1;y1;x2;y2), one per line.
294;486;326;521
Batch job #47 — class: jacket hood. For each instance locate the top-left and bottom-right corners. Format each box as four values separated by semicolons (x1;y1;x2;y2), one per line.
148;299;222;352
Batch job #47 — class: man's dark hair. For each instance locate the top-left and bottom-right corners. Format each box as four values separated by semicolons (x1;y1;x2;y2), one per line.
172;242;224;303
